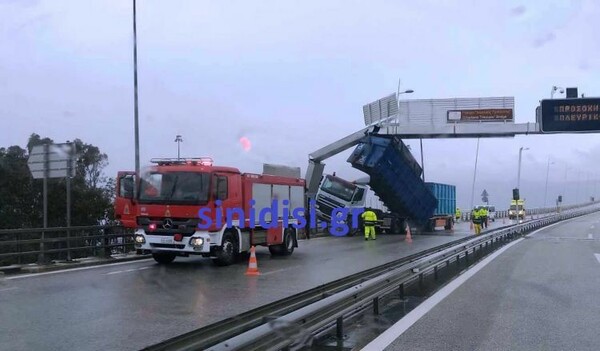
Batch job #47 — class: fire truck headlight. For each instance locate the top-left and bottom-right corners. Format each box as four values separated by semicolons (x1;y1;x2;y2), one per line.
134;235;146;244
190;237;204;247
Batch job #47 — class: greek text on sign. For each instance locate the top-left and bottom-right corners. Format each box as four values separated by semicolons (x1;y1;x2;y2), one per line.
448;109;513;122
540;98;600;133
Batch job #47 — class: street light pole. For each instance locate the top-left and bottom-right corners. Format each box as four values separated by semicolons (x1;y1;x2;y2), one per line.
396;77;416;176
175;135;183;160
576;171;582;204
469;138;480;212
543;157;554;208
586;172;590;202
563;165;569;202
516;146;529;221
133;0;140;198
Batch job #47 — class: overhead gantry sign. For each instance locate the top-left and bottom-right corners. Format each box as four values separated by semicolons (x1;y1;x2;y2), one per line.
305;92;597;198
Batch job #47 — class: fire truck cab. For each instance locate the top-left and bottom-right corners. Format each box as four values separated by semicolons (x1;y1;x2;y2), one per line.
119;158;305;266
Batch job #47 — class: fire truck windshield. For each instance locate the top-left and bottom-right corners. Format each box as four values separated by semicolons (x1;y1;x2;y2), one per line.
138;171;210;204
321;175;356;202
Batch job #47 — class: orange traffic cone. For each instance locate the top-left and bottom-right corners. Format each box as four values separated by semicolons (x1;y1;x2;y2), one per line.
245;246;260;276
405;223;413;243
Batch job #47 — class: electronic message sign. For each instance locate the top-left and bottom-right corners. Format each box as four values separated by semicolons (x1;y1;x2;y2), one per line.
540;98;600;133
447;109;513;122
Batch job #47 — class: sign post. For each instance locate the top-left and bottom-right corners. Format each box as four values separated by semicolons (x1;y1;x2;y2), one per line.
42;144;49;264
27;143;76;264
481;189;489;205
65;142;75;261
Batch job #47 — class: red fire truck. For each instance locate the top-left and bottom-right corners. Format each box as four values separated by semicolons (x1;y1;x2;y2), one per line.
114;158;305;266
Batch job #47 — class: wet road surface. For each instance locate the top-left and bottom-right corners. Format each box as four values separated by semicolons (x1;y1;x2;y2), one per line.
0;222;485;351
378;212;600;351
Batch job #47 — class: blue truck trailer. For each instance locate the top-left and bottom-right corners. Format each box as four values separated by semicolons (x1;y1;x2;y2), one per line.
425;182;456;230
347;135;456;232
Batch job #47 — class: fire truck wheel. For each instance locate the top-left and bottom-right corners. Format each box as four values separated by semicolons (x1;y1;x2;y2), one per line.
152;252;176;264
269;228;295;256
213;231;238;266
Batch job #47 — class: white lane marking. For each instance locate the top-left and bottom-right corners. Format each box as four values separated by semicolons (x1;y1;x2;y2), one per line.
588;234;593;240
526;215;586;238
105;266;153;275
259;266;301;276
362;237;525;350
259;269;287;276
0;287;19;292
5;258;152;280
595;254;600;265
364;219;578;350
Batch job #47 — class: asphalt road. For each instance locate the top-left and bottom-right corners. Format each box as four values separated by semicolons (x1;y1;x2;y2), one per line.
381;211;600;351
0;222;483;351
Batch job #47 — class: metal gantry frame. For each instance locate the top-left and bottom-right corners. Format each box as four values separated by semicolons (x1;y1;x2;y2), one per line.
305;110;542;200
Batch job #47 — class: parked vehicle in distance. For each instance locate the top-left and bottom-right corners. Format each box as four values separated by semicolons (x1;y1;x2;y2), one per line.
508;200;525;219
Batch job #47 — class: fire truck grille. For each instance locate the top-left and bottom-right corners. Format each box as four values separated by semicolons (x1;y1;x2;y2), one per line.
137;217;198;235
150;243;186;250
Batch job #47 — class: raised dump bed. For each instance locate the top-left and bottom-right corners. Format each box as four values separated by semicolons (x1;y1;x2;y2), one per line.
347;135;437;225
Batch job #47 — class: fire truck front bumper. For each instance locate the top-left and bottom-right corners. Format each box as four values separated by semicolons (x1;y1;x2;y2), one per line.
134;229;211;255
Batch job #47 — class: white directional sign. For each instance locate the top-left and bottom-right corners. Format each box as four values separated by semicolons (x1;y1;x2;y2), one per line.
361;94;525;138
27;143;76;179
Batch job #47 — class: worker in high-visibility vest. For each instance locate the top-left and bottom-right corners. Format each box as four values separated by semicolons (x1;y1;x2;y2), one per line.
455;208;462;222
472;207;484;235
361;208;378;240
482;206;489;228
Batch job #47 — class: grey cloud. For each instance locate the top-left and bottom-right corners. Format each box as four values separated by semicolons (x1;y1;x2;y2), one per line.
510;5;527;16
532;32;556;48
2;0;600;211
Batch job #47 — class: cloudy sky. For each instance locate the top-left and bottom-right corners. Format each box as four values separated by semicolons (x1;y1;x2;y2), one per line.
2;0;599;209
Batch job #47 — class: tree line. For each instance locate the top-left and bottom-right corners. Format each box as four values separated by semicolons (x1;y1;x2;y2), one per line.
0;133;115;229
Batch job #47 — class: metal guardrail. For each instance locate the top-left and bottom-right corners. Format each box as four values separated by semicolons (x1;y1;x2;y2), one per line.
459;202;596;221
141;229;489;351
151;204;600;351
0;225;135;265
1;202;593;266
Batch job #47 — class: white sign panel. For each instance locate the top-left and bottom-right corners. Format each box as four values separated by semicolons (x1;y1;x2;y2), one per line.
363;95;515;127
27;143;76;179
